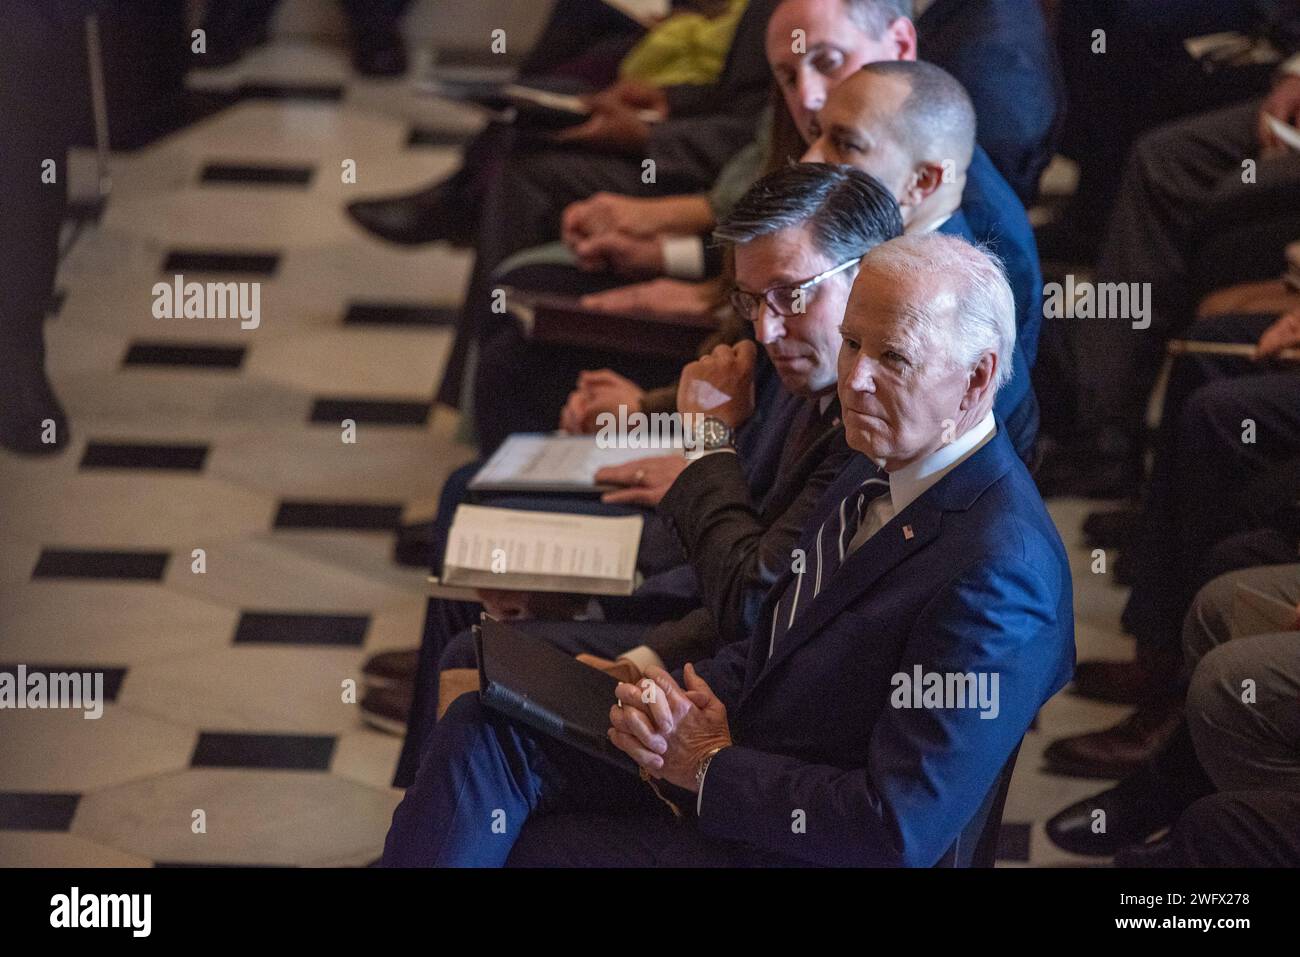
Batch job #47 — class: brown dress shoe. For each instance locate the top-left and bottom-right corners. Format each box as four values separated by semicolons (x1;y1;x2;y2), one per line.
1043;699;1183;779
360;685;413;736
361;648;419;690
1071;648;1181;705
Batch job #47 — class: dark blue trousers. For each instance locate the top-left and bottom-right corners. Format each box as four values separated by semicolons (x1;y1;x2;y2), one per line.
382;693;753;866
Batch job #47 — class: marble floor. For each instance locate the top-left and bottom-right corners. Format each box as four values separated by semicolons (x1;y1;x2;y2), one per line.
1;37;1129;868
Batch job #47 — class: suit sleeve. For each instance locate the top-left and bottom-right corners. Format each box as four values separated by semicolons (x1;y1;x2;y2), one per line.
645;113;762;188
655;452;769;647
696;553;1069;866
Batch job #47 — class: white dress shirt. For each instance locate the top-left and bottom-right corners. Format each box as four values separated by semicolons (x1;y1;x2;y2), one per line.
846;411;997;555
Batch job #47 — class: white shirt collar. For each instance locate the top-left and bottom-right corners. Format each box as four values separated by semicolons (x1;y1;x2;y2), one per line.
885;411;996;516
817;393;835;415
921;213;951;234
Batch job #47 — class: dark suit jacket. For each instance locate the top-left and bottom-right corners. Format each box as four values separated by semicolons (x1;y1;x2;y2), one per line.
918;0;1065;204
649;394;854;663
690;425;1075;866
940;202;1039;458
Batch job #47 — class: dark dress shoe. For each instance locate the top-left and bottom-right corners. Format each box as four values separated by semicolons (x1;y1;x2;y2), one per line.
352;32;408;77
1071;648;1180;705
1046;780;1177;856
1;356;70;455
1071;659;1148;705
1043;699;1183;779
362;648;418;689
1082;507;1141;550
346;183;470;247
1114;834;1180;868
393;519;436;567
360;685;412;736
1034;432;1143;500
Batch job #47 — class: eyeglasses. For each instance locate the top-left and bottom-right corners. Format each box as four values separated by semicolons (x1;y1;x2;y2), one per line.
729;257;861;322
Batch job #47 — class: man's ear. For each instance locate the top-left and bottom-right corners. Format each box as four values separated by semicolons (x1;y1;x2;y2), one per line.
902;162;944;209
960;352;997;409
886;16;919;62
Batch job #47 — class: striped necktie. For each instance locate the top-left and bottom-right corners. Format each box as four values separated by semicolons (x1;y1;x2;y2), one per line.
767;474;890;657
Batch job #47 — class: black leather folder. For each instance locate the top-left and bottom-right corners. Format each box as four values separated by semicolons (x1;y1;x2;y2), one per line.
475;619;639;774
504;288;717;360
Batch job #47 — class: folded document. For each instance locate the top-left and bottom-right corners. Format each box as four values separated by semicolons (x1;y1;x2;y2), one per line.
439;505;644;596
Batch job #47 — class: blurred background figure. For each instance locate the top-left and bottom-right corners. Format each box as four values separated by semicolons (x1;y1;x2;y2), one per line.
198;0;412;75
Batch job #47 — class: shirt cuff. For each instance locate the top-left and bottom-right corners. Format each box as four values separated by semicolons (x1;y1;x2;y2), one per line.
684;446;738;462
618;645;664;674
660;235;706;279
695;746;728;815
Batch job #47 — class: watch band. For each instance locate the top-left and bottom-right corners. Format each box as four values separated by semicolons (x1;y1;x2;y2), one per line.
695;745;727;792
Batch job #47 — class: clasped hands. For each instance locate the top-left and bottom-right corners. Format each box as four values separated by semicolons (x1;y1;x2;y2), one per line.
608;663;732;793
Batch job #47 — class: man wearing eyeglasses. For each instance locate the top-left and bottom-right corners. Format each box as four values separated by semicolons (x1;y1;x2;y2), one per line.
383;233;1073;867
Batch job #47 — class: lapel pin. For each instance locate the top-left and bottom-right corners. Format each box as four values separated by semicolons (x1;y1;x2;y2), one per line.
903;524;914;540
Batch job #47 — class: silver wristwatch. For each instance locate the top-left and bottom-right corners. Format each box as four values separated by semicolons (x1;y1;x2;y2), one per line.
696;416;734;452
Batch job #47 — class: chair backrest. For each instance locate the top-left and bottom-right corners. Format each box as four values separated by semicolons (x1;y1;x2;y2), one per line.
934;740;1022;868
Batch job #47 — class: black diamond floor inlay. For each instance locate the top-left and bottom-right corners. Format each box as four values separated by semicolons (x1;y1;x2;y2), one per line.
342;302;458;326
309;398;431;426
80;442;209;471
996;822;1032;862
162;251;280;275
233;612;370;647
190;732;336;771
123;342;247;369
0;664;127;702
200;163;314;186
272;501;404;531
239;82;344;101
407;127;473;148
32;549;169;581
0;793;81;832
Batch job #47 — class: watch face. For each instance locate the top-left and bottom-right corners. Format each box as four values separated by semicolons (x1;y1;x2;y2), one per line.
700;417;731;449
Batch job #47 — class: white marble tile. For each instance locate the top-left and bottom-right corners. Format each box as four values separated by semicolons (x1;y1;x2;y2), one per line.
331;729;405;792
242;326;448;396
72;768;399;866
268;531;430;594
206;422;471;502
0;532;50;586
0;706;196;792
0;581;236;664
118;644;375;734
162;537;421;614
0;832;153;868
51;369;313;439
0;472;278;551
363;601;429;655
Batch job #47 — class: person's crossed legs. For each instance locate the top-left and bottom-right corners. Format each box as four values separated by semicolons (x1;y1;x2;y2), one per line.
382;692;744;866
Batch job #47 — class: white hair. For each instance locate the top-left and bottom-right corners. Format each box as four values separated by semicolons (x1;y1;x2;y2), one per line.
857;232;1016;392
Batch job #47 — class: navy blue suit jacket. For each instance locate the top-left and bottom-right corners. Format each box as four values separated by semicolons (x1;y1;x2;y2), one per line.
691;424;1074;866
918;0;1064;203
940;194;1038;457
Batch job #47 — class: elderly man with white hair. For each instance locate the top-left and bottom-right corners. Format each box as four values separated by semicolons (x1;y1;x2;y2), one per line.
382;233;1074;868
